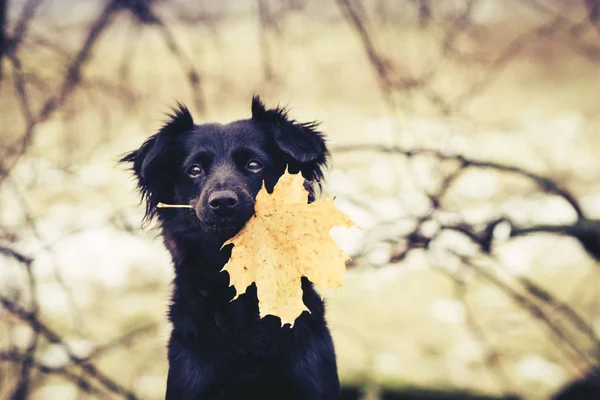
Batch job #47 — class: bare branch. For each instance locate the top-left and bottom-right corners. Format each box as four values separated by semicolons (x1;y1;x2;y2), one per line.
453;278;514;393
11;0;44;54
0;351;108;397
155;20;205;114
456;254;599;372
586;0;600;35
0;0;8;79
0;0;120;186
0;296;139;399
335;0;396;111
332;144;584;219
257;0;275;81
82;322;158;362
0;245;33;264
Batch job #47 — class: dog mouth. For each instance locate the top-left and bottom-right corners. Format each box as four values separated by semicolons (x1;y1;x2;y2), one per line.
198;219;246;233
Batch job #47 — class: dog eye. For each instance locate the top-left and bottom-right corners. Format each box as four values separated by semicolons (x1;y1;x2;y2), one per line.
246;160;263;172
186;164;203;178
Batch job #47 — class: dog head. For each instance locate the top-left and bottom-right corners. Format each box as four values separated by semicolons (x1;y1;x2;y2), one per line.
121;96;328;240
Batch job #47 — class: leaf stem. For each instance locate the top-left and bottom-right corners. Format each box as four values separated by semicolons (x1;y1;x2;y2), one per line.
157;203;193;209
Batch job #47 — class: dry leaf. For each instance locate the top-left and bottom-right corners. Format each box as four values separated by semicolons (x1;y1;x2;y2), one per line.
222;170;356;326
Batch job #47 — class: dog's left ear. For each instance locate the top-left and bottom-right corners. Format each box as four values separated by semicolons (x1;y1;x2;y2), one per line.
120;103;194;220
251;96;329;179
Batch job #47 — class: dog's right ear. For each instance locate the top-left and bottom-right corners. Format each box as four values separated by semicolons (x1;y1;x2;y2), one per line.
120;104;194;219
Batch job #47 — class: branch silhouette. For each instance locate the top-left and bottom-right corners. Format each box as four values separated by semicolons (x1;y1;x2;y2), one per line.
0;295;139;399
333;143;600;376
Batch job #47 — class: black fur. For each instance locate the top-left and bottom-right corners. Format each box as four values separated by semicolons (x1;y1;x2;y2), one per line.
552;372;600;400
121;96;339;400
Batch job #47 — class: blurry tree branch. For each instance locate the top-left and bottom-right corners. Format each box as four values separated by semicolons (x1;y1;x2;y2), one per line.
0;245;33;264
0;295;139;399
0;3;139;395
456;254;600;374
1;0;207;183
112;0;206;113
0;242;40;400
336;0;600;118
115;0;160;25
1;0;121;186
257;0;275;81
413;0;432;28
333;144;584;219
0;0;210;394
0;0;8;79
335;0;396;111
452;17;599;113
81;322;158;362
1;0;43;80
453;277;514;393
11;0;44;55
0;350;108;397
333;143;600;376
155;20;205;114
11;245;39;400
586;0;600;35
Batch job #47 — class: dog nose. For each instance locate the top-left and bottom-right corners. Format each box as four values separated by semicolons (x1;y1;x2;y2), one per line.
208;190;238;213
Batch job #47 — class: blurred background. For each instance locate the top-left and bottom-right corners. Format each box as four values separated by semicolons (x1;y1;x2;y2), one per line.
1;0;600;399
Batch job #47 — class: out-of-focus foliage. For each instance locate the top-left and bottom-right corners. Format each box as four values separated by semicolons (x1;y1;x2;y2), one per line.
1;1;600;399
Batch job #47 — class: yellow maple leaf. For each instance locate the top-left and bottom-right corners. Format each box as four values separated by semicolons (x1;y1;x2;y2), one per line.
221;170;356;327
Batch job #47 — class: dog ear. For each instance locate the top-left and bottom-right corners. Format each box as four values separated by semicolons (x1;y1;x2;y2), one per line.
120;103;194;219
251;96;329;182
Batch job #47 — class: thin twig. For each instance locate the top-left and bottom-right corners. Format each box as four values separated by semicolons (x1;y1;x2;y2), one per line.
157;202;193;208
331;144;585;219
0;0;9;79
456;254;599;372
155;20;205;114
335;0;396;111
0;351;109;397
1;0;120;186
0;296;139;399
11;0;44;54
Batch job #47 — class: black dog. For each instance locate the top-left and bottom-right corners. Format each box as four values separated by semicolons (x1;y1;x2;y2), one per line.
121;96;341;400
